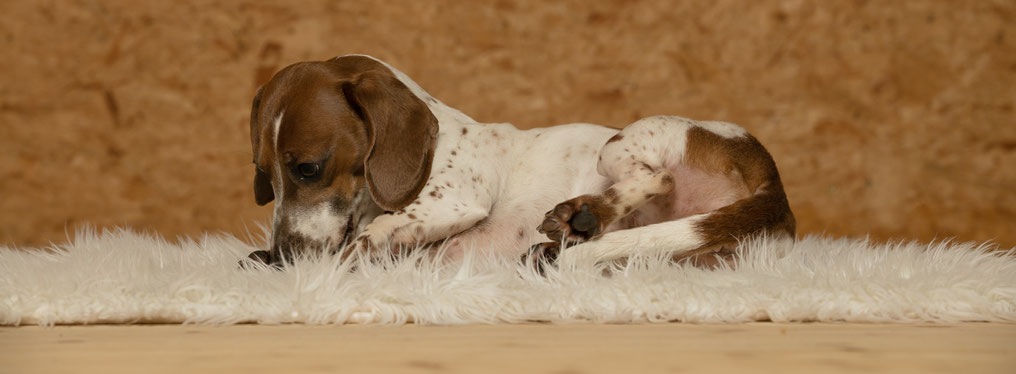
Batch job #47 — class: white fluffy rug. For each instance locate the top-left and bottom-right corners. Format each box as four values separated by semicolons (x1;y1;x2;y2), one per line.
1;228;1014;326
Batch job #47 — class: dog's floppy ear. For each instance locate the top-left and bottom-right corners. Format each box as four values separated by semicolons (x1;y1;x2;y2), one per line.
253;168;274;206
249;86;275;206
342;71;438;211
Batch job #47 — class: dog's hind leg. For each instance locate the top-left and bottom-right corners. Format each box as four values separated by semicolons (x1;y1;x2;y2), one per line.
524;161;674;271
536;117;695;244
554;187;795;267
529;115;795;268
537;164;674;243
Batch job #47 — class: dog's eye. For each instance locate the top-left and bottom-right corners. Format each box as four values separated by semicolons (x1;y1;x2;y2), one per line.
296;163;320;178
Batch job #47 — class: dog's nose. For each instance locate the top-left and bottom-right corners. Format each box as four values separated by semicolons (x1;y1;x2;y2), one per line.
269;241;291;265
269;231;313;265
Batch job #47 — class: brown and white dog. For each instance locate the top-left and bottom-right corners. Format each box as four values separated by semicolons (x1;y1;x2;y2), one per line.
246;54;795;268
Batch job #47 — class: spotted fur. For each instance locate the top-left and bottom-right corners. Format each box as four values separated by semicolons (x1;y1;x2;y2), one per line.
250;55;795;267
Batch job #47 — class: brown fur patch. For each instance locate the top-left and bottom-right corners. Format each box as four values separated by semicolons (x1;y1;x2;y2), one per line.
659;173;675;188
603;187;620;203
672;241;739;268
252;56;437;213
683;127;796;245
249;56;440;259
341;59;439;211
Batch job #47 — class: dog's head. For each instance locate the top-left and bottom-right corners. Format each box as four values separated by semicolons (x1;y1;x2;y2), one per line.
249;55;438;262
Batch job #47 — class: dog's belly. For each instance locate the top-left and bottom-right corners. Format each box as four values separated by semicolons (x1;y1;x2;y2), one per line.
632;162;751;227
443;124;617;258
442;181;615;259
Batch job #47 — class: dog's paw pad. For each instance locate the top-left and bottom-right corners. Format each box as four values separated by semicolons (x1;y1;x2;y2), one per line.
538;196;608;243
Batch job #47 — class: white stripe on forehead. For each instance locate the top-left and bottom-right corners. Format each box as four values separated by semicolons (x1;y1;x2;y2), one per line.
272;110;285;152
271;110;285;227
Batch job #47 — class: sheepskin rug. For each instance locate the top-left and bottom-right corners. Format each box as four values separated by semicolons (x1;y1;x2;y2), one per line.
2;228;1014;326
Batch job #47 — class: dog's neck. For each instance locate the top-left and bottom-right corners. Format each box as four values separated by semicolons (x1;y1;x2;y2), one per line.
344;54;526;162
341;54;478;129
342;55;532;206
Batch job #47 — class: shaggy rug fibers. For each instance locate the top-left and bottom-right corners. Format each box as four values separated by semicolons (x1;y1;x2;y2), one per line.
1;228;1014;326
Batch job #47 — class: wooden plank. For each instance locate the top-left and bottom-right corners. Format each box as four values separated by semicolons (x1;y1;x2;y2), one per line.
1;323;1014;374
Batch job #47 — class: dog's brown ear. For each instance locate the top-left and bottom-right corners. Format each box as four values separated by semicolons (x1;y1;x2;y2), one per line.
342;71;438;211
250;86;264;153
253;169;274;206
250;86;275;205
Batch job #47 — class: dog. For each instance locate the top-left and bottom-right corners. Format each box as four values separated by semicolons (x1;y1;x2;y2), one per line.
245;54;795;268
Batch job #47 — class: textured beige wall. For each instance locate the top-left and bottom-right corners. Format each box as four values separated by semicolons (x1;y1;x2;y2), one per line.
1;0;1014;248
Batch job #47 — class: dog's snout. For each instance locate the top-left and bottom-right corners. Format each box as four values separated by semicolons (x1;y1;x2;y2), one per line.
270;230;309;264
269;217;347;265
268;202;357;263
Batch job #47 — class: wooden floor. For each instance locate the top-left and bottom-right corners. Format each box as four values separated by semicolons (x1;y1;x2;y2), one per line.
1;323;1014;373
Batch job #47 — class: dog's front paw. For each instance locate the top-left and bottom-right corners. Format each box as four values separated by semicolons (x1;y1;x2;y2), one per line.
521;242;561;274
351;231;387;258
350;214;400;255
538;195;611;243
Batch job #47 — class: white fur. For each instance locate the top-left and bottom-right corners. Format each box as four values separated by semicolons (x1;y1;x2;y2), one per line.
272;111;284;152
346;55;476;126
558;215;708;267
254;56;767;263
291;203;344;244
341;56;768;262
1;228;1014;325
698;120;748;139
271;111;286;228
